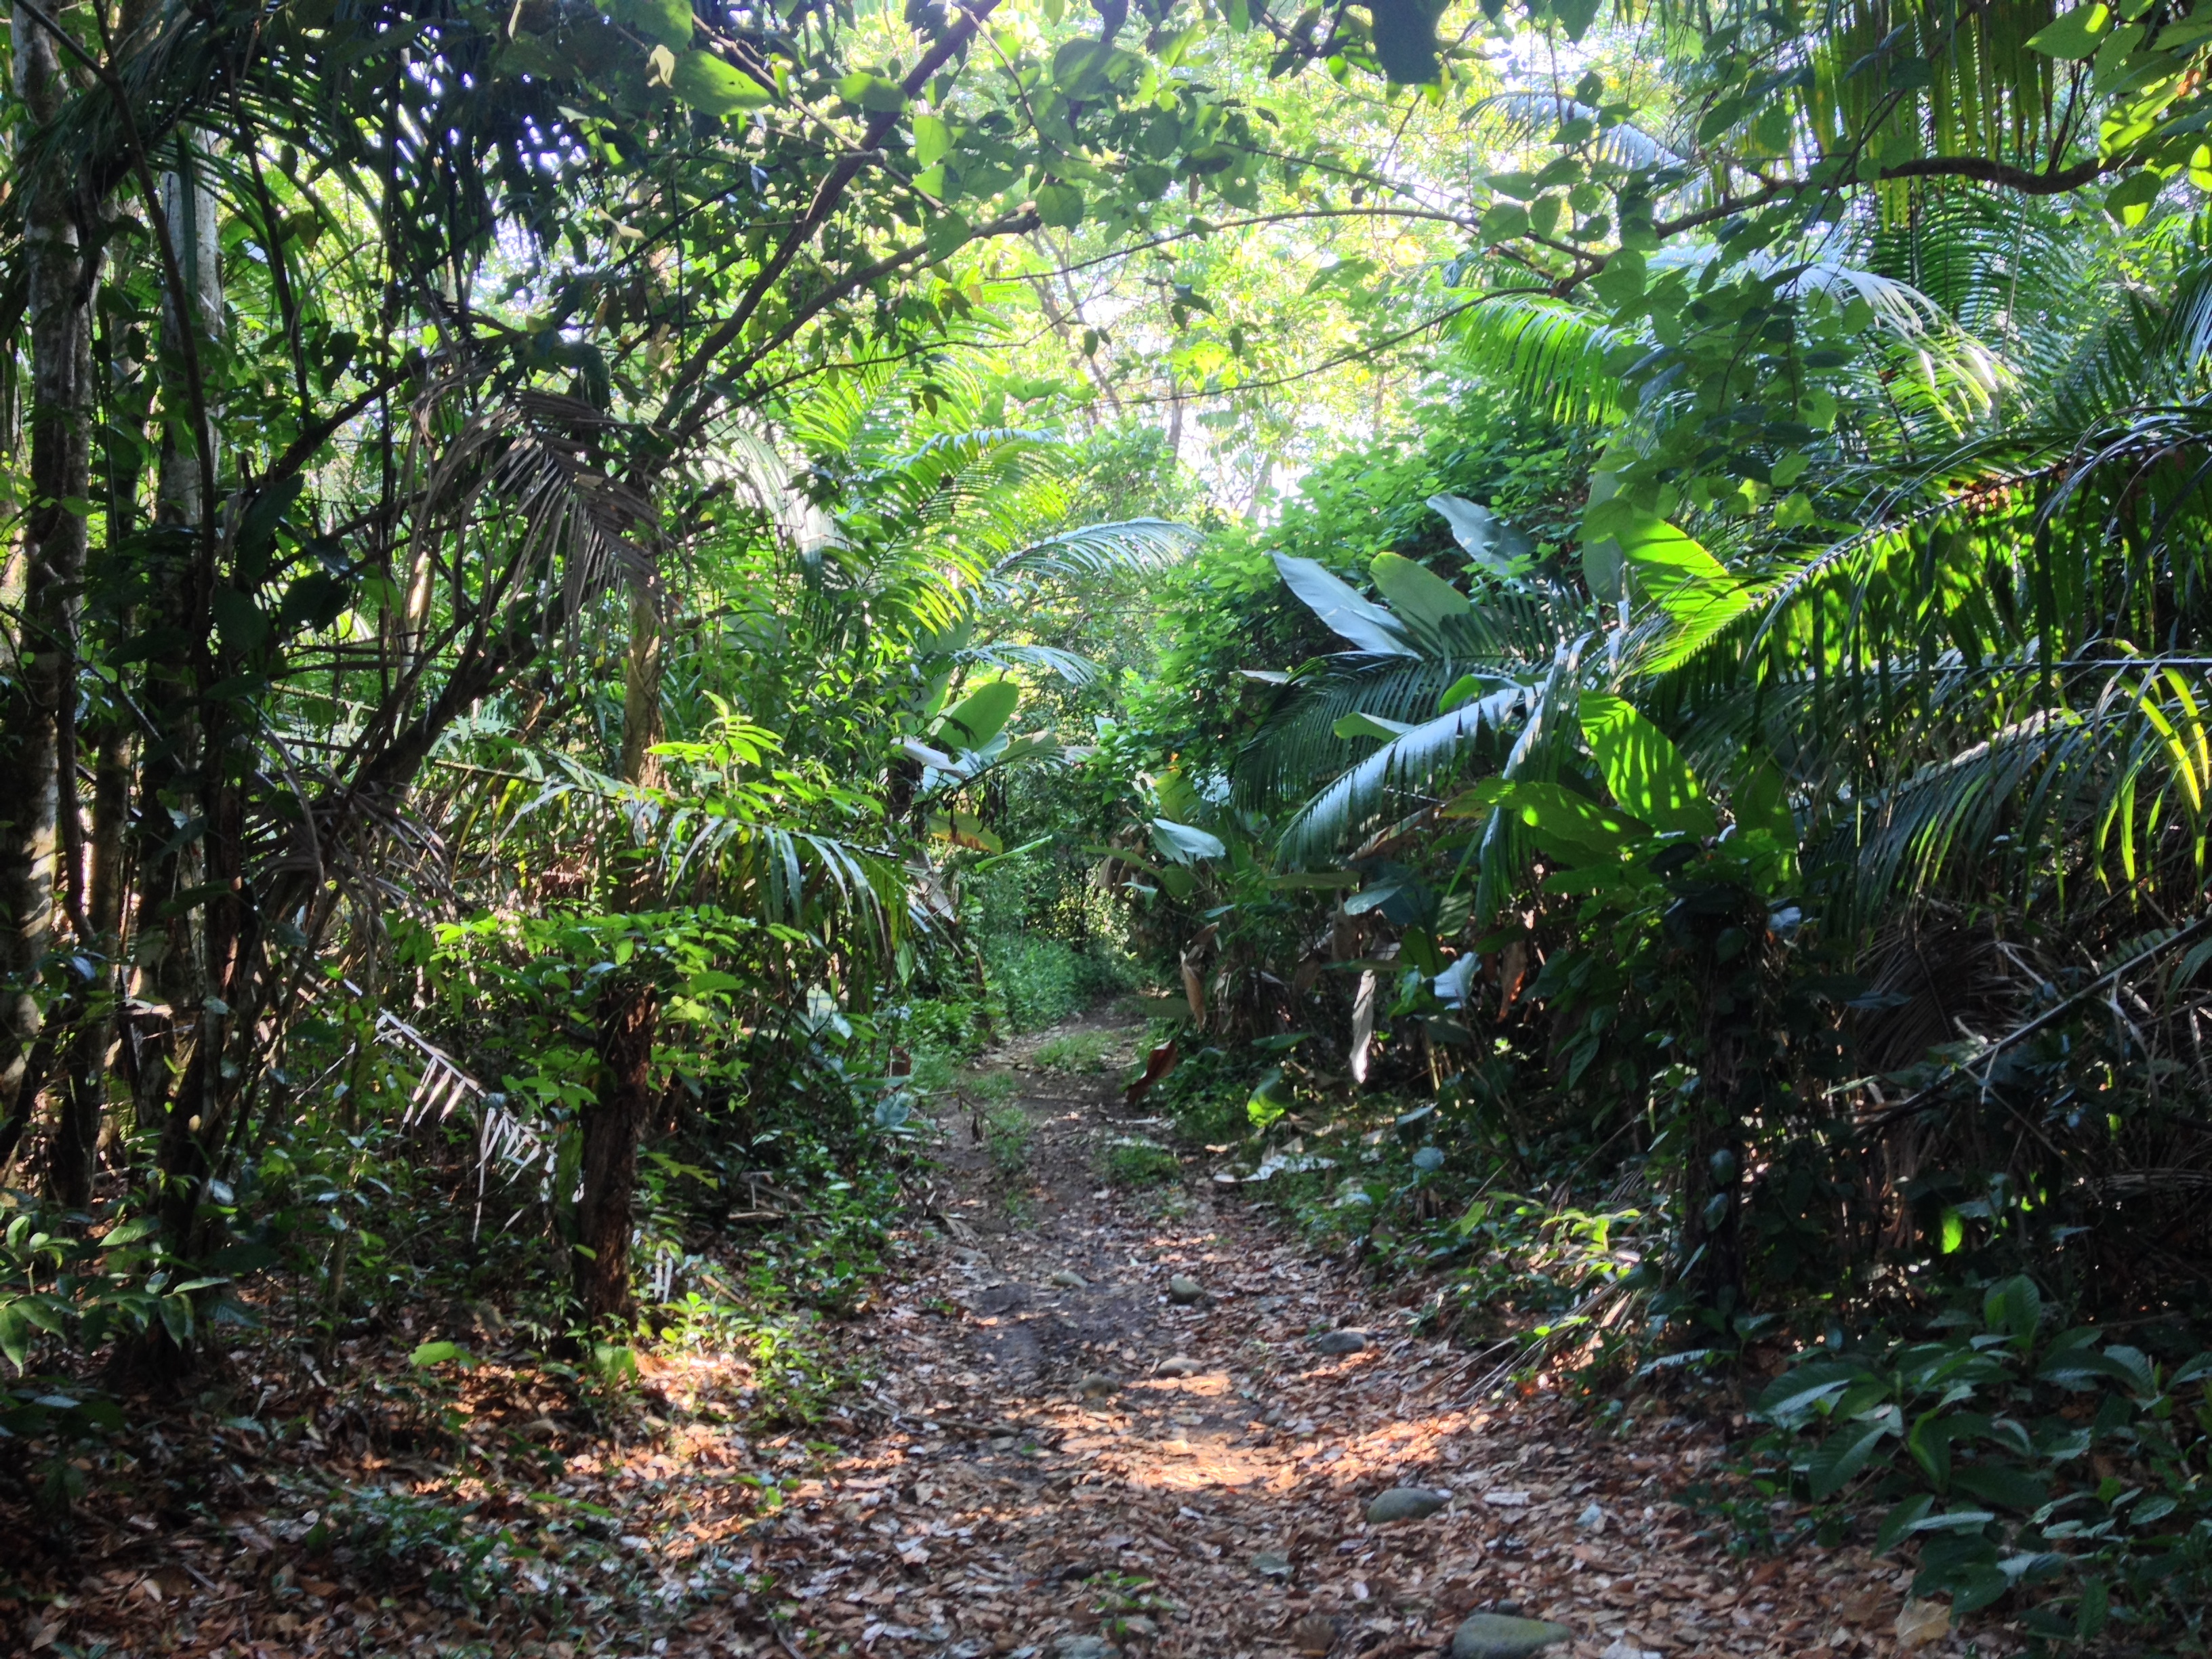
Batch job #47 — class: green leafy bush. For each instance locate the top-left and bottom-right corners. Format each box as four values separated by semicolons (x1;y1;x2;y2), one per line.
983;935;1132;1032
983;1105;1032;1178
1103;1136;1181;1187
1750;1277;2212;1645
1034;1031;1116;1071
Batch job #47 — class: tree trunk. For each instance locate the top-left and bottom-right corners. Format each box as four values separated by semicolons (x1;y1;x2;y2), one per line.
0;5;99;1125
571;586;665;1328
573;982;658;1328
134;133;220;1124
54;714;131;1208
136;134;230;1277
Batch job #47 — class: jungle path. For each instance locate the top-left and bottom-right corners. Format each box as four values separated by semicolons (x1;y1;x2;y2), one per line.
17;1008;1996;1659
699;1010;1992;1659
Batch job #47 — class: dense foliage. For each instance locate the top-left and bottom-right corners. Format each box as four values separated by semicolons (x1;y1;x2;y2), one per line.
11;0;2212;1646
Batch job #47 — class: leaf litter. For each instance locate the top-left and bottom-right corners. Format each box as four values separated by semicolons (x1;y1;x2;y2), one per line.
1;1017;2023;1658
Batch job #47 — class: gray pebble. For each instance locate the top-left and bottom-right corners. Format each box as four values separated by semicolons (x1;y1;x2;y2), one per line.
1450;1613;1574;1659
1365;1486;1450;1523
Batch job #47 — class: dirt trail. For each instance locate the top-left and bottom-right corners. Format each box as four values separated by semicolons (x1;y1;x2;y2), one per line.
11;1010;2002;1659
729;1012;1996;1659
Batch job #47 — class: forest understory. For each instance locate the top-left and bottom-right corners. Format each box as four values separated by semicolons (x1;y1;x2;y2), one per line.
3;1009;2001;1659
13;0;2212;1651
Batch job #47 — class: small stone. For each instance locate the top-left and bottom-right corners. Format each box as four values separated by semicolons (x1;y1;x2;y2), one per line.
1309;1328;1366;1354
1577;1501;1606;1532
1364;1486;1450;1523
1599;1640;1660;1659
1250;1550;1293;1580
1155;1355;1204;1377
1076;1373;1121;1400
1450;1613;1574;1659
1168;1275;1206;1305
1050;1269;1088;1288
1054;1638;1118;1659
1482;1488;1531;1507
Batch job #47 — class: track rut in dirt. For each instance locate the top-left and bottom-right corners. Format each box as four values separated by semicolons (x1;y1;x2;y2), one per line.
736;1012;2007;1659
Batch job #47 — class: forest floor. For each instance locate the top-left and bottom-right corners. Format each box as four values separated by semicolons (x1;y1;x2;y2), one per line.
5;1006;2019;1659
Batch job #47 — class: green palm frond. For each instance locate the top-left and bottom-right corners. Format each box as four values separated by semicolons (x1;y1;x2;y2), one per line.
1274;681;1532;867
989;518;1202;583
1447;295;1625;425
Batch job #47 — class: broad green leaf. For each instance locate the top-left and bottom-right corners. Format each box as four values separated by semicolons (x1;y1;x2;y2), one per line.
1486;779;1652;865
2077;1578;2110;1641
924;211;971;260
1605;513;1753;646
1481;201;1530;241
157;1293;192;1347
1426;495;1533;580
2104;169;2163;225
1734;755;1795;848
1036;182;1085;229
0;1305;29;1371
2027;2;2110;58
1552;0;1602;39
1271;554;1414;656
1578;693;1719;839
1050;39;1112;91
1246;1067;1290;1128
2168;1351;2212;1387
1982;1275;2042;1347
913;113;954;169
1753;1358;1865;1424
672;50;771;112
1366;0;1442;82
101;1216;160;1248
607;0;692;49
1948;1460;2049;1512
836;71;907;112
1590;247;1645;308
935;678;1019;749
409;1339;472;1368
1876;1494;1934;1553
1369;552;1470;627
1149;819;1226;863
1808;1416;1892;1499
1334;711;1415;740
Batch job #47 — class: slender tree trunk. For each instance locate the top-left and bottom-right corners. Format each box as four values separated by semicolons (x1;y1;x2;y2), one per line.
137;135;227;1264
574;982;658;1328
0;5;100;1141
573;586;664;1328
54;716;131;1208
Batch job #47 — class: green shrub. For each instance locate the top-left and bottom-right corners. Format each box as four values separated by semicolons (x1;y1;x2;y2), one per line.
1035;1031;1116;1072
983;1105;1031;1177
1151;1043;1266;1145
1748;1277;2212;1647
1103;1136;1180;1187
899;996;990;1057
982;935;1132;1032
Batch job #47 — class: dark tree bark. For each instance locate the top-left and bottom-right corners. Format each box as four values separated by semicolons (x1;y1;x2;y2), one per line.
0;5;100;1118
573;983;658;1326
571;586;665;1328
52;675;135;1208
